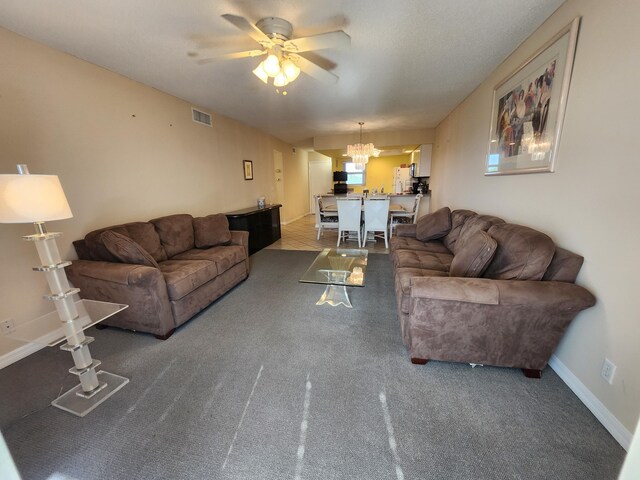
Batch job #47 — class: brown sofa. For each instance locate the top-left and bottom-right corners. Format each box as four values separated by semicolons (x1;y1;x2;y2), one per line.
66;213;249;339
390;207;595;377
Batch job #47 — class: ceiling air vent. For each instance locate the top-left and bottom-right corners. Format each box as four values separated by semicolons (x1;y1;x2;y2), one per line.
191;107;212;127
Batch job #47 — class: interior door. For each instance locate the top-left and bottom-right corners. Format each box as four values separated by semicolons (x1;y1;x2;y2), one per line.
308;158;333;214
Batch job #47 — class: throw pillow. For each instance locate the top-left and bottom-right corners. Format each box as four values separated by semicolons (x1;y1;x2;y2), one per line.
193;213;232;248
449;230;497;278
415;207;452;242
101;230;160;268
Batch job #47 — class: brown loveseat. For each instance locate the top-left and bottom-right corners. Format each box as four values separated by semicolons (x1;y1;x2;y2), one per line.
66;213;249;339
390;207;595;378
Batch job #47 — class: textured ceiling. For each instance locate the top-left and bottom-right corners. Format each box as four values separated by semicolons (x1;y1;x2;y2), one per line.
0;0;564;145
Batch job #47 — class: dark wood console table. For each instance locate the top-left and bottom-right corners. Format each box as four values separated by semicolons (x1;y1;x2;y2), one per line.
224;204;282;255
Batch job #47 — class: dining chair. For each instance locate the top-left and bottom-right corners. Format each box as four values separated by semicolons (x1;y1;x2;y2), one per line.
337;199;362;247
390;194;422;238
315;195;338;240
362;198;390;248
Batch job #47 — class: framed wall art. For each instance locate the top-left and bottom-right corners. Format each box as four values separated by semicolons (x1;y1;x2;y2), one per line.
243;160;253;180
486;17;580;175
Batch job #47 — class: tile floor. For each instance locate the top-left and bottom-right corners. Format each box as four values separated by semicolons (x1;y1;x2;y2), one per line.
265;214;390;254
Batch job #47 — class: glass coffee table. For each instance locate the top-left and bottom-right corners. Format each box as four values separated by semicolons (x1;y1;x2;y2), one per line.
299;248;368;308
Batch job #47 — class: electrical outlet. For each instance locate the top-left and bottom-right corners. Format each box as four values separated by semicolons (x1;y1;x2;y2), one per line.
601;358;616;384
1;319;16;335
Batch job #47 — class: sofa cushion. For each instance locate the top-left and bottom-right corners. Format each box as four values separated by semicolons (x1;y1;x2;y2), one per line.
85;224;130;262
483;223;555;280
415;207;452;242
84;222;167;263
390;236;451;254
395;267;448;314
393;250;453;272
442;210;477;252
449;231;497;278
151;214;195;258
454;214;505;254
193;214;232;248
172;246;246;275
542;247;584;283
158;259;218;301
123;222;167;262
101;230;160;268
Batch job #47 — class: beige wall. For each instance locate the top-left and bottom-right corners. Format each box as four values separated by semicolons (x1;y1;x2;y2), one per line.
0;27;291;358
431;0;640;434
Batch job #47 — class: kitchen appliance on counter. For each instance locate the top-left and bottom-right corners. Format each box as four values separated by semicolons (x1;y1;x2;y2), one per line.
412;179;429;194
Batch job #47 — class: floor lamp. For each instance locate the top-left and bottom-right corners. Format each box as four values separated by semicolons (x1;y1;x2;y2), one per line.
0;164;128;417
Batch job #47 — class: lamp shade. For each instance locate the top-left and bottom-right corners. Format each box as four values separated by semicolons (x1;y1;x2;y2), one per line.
0;174;73;223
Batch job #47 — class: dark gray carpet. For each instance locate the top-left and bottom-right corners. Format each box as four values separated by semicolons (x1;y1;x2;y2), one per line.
0;249;625;479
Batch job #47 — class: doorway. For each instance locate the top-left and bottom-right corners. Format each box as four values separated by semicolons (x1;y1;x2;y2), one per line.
308;157;332;214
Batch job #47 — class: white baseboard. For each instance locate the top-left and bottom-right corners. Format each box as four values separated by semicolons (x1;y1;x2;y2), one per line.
282;212;310;225
549;355;632;450
0;343;43;370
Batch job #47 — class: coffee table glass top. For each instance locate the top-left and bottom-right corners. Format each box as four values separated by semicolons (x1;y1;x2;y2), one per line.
299;248;368;287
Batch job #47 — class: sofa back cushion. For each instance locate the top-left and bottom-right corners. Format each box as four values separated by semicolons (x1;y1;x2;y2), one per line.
449;231;497;278
193;214;232;248
442;210;477;252
84;222;166;262
101;230;160;268
415;207;452;242
454;214;505;254
150;214;195;258
483;223;555;280
542;247;584;283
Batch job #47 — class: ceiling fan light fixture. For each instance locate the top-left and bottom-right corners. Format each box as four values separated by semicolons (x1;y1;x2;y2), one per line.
252;62;269;83
281;58;300;82
263;53;281;76
273;72;289;87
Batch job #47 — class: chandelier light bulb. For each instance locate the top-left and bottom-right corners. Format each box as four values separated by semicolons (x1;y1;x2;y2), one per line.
252;62;269;83
263;53;281;77
281;58;300;82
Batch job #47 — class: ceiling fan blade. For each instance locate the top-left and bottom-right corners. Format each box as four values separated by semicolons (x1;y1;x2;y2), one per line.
223;49;266;59
283;31;351;53
295;55;338;84
221;14;273;46
197;50;266;63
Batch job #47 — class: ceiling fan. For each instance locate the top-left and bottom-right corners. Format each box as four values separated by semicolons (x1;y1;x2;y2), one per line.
197;14;350;88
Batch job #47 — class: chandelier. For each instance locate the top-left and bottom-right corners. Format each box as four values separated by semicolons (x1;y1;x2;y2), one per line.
347;122;375;171
252;48;301;93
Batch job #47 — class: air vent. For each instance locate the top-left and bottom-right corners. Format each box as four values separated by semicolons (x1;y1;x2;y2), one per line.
191;107;212;127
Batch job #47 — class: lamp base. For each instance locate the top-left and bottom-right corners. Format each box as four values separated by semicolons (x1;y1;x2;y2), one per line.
51;370;129;417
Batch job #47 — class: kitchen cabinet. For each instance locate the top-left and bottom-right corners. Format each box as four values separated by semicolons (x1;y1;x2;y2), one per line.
411;144;432;177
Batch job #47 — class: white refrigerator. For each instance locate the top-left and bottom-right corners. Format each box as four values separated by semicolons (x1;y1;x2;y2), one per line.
393;167;412;194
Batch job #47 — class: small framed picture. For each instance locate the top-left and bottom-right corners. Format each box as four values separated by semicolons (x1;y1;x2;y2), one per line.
243;160;253;180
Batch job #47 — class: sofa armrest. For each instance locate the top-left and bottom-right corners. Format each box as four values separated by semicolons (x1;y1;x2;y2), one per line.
66;260;175;337
410;277;595;311
68;260;159;285
230;230;250;272
407;277;596;370
396;224;417;237
230;230;249;248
